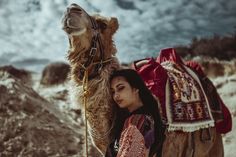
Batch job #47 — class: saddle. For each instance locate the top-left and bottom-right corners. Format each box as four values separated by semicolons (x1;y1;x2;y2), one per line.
133;48;231;133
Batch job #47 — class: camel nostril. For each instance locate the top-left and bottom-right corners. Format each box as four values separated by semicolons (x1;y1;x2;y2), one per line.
71;3;78;7
70;7;83;13
69;4;83;12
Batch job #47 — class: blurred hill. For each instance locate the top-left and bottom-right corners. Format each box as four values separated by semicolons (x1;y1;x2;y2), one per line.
175;33;236;60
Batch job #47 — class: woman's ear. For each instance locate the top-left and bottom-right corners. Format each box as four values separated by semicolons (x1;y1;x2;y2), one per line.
134;88;139;93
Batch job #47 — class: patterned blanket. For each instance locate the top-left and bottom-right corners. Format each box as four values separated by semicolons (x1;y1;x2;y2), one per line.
162;61;215;132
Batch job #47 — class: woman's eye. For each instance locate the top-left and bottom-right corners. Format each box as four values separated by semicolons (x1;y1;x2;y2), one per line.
117;86;124;91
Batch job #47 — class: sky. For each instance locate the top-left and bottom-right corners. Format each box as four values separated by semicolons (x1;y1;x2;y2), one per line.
0;0;236;72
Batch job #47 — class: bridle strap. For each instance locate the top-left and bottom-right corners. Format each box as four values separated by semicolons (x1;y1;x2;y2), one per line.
86;15;105;67
78;12;107;80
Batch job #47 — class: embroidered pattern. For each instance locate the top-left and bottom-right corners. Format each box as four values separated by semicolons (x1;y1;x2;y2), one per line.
117;115;154;157
162;62;214;132
117;125;146;157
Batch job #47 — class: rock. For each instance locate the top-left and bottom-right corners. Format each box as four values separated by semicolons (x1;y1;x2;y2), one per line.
40;62;70;86
0;65;32;86
0;71;83;156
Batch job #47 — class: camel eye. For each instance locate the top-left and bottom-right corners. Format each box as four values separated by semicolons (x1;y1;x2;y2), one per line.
96;21;107;30
100;22;107;30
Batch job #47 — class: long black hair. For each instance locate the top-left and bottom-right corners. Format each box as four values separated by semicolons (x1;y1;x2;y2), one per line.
109;69;165;156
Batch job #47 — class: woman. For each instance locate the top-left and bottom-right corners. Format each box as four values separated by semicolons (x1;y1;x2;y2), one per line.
106;69;165;157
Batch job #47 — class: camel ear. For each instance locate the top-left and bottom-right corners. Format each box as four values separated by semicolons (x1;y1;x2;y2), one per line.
94;15;119;34
108;17;119;34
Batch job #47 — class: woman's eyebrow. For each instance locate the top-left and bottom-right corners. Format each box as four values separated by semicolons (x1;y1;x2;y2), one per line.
116;83;124;88
111;83;123;90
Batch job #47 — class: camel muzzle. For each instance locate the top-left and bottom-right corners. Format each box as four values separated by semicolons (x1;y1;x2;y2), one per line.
62;4;87;34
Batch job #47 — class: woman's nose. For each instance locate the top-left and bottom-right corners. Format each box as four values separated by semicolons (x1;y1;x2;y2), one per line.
114;93;119;100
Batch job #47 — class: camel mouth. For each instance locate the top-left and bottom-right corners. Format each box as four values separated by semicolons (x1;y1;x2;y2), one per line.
62;16;83;34
62;21;84;35
62;4;86;34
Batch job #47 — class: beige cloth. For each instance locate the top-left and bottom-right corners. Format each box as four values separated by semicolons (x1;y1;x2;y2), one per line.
161;127;223;157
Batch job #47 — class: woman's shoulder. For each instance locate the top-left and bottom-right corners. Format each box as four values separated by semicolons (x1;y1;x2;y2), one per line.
124;114;154;131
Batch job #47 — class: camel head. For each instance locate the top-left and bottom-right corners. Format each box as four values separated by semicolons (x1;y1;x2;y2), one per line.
62;3;119;82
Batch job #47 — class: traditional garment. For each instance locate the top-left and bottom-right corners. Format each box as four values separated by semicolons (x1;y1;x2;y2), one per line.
116;114;155;157
106;106;156;157
133;48;232;157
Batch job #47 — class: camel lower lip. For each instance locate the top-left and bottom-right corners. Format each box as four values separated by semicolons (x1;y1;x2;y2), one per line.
63;27;86;36
70;28;86;36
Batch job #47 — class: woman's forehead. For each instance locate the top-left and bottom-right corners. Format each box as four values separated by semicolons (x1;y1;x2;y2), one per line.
111;76;127;86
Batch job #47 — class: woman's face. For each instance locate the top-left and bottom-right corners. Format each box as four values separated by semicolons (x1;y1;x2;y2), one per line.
110;76;142;112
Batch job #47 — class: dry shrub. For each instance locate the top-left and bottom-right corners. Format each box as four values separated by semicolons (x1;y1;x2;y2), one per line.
192;57;236;78
174;33;236;61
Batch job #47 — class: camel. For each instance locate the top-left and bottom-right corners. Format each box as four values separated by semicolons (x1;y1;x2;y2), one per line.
61;3;120;155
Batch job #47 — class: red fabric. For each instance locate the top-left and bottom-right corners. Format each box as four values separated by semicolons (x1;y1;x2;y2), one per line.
215;96;232;134
185;60;205;77
133;47;232;134
134;58;168;121
117;114;155;157
156;47;184;64
186;60;232;134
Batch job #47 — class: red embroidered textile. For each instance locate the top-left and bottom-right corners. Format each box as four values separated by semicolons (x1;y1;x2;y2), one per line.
117;114;155;157
133;58;168;122
185;60;232;134
133;48;232;134
162;61;214;130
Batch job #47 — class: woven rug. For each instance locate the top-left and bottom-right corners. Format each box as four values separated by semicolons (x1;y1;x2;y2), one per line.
161;61;215;132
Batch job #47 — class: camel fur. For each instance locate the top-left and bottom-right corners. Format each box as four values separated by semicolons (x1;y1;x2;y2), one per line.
61;3;120;155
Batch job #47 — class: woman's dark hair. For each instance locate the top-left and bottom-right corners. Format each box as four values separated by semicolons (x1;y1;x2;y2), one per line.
109;69;165;156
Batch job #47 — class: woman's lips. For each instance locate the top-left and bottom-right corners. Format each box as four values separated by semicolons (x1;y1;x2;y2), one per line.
115;99;122;105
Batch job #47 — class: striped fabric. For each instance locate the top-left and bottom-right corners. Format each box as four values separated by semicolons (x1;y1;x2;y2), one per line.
117;114;155;157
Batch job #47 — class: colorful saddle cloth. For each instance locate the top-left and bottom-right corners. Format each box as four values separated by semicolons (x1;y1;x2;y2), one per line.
134;48;232;134
161;61;215;132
